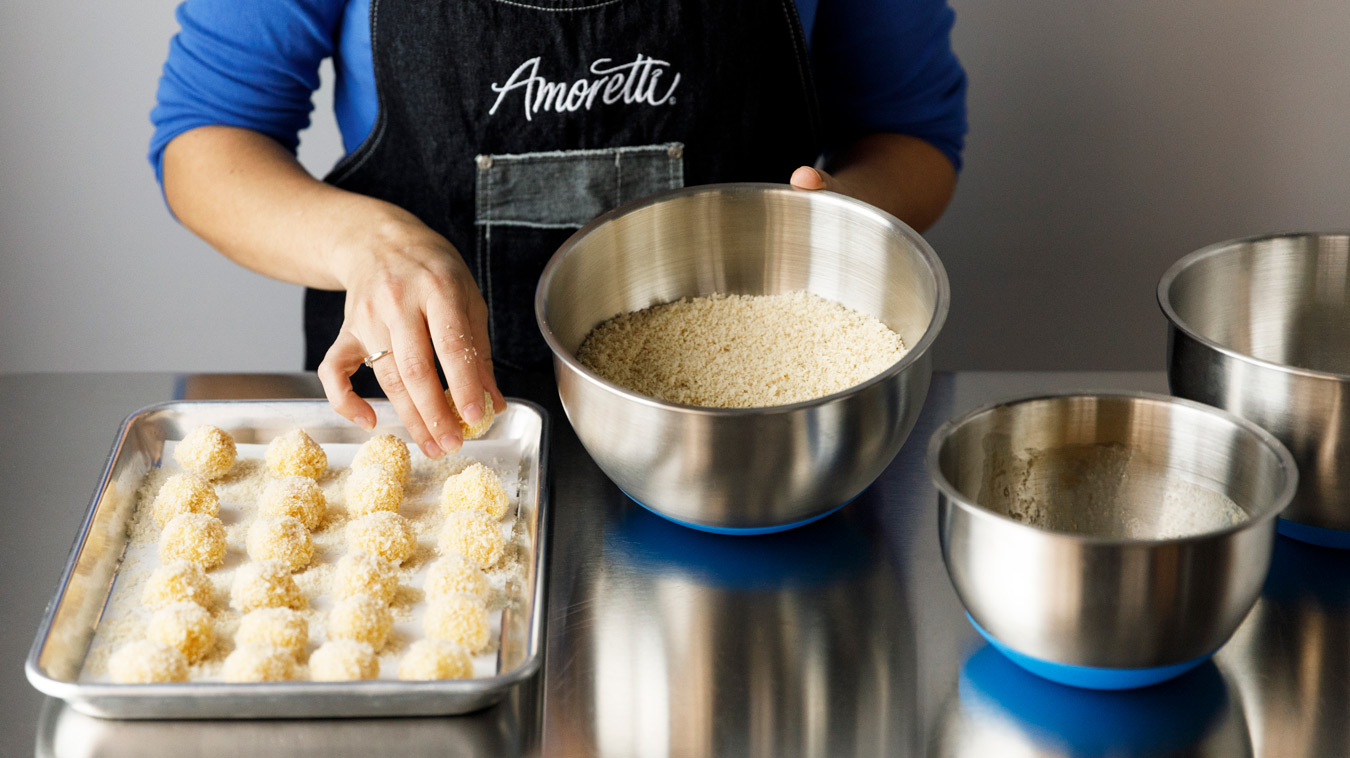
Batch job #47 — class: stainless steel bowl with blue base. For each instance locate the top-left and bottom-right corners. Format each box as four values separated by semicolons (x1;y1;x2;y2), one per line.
536;183;948;534
1160;233;1350;548
928;392;1297;689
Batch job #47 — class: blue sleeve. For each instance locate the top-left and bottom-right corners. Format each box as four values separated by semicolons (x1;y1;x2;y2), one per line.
148;0;347;186
810;0;968;172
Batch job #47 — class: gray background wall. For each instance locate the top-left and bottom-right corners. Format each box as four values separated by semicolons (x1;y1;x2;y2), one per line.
2;0;1347;375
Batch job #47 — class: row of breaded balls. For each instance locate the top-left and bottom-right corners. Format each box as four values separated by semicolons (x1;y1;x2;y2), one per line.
109;400;512;684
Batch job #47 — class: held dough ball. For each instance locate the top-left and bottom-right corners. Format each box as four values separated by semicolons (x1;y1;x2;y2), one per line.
352;434;411;483
345;465;404;518
236;608;309;659
264;428;328;480
398;639;472;681
446;389;497;440
309;640;379;681
230;560;306;612
142;561;213;610
424;594;491;653
223;644;296;682
147;601;215;663
328;594;394;651
109;640;189;684
247;516;314;572
151;473;220;528
441;462;509;520
259;476;326;530
332;552;399;604
173;425;237;480
159;513;226;569
424;554;488;601
439;512;505;567
346;511;415;565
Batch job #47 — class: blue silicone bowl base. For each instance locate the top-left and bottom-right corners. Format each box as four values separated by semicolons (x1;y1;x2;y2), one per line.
623;492;854;535
1277;518;1350;549
967;613;1214;690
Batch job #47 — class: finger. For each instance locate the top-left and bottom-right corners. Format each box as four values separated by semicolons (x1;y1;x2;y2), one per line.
368;328;441;459
789;166;831;191
467;296;506;413
427;296;486;444
388;313;463;456
317;330;378;431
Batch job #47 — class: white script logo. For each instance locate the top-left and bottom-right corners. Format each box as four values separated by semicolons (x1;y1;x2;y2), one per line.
488;54;681;121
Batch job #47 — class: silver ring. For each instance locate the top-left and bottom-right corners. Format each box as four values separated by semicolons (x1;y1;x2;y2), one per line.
362;349;393;369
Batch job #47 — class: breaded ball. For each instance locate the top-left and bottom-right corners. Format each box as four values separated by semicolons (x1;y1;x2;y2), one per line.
352;434;411;483
441;462;509;520
398;639;472;681
173;425;237;480
109;640;188;683
230;560;306;612
151;473;220;528
345;465;403;518
423;594;491;653
309;640;379;681
264;428;327;480
259;476;326;530
328;594;394;650
223;644;296;682
424;554;488;601
159;513;226;569
446;389;496;440
147;601;215;663
237;608;308;659
439;512;505;567
247;516;314;572
332;552;399;604
346;511;415;565
142;561;213;610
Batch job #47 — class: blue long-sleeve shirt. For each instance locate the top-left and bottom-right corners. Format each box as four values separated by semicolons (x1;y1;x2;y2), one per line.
149;0;967;185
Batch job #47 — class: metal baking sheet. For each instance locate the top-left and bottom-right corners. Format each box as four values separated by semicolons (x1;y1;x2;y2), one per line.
25;398;549;719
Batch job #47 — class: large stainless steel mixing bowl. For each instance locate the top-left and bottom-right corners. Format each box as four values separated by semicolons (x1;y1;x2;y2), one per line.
929;392;1296;687
536;183;948;533
1159;233;1350;545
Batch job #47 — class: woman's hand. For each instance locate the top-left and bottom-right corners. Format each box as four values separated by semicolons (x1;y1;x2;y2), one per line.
318;210;505;458
788;134;957;233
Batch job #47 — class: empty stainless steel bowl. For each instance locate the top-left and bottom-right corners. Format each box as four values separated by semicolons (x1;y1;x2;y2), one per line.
928;392;1296;688
536;183;948;533
1160;233;1350;546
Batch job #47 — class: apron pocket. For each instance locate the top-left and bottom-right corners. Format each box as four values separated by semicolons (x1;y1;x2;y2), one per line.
474;142;684;368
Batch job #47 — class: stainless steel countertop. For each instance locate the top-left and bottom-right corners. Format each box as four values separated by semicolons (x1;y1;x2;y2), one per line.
4;371;1347;757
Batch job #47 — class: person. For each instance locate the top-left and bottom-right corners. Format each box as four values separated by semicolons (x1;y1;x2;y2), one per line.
150;0;967;460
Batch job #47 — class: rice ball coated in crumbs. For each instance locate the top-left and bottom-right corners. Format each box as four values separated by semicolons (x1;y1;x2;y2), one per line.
230;560;306;612
173;425;236;480
237;608;308;659
352;434;411;483
446;389;496;440
109;640;188;683
346;511;415;564
328;594;394;650
142;561;213;609
345;465;404;518
310;640;379;681
147;601;215;662
440;512;505;567
151;473;220;528
441;462;508;520
264;428;327;480
247;516;314;572
399;639;472;681
332;552;399;604
159;513;226;569
424;593;491;653
223;644;296;682
424;554;488;601
259;476;326;530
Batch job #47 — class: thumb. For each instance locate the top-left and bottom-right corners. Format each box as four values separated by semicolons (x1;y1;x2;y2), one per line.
789;166;833;191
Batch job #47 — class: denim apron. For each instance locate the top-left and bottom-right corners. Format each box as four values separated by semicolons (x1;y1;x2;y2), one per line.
305;0;822;389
